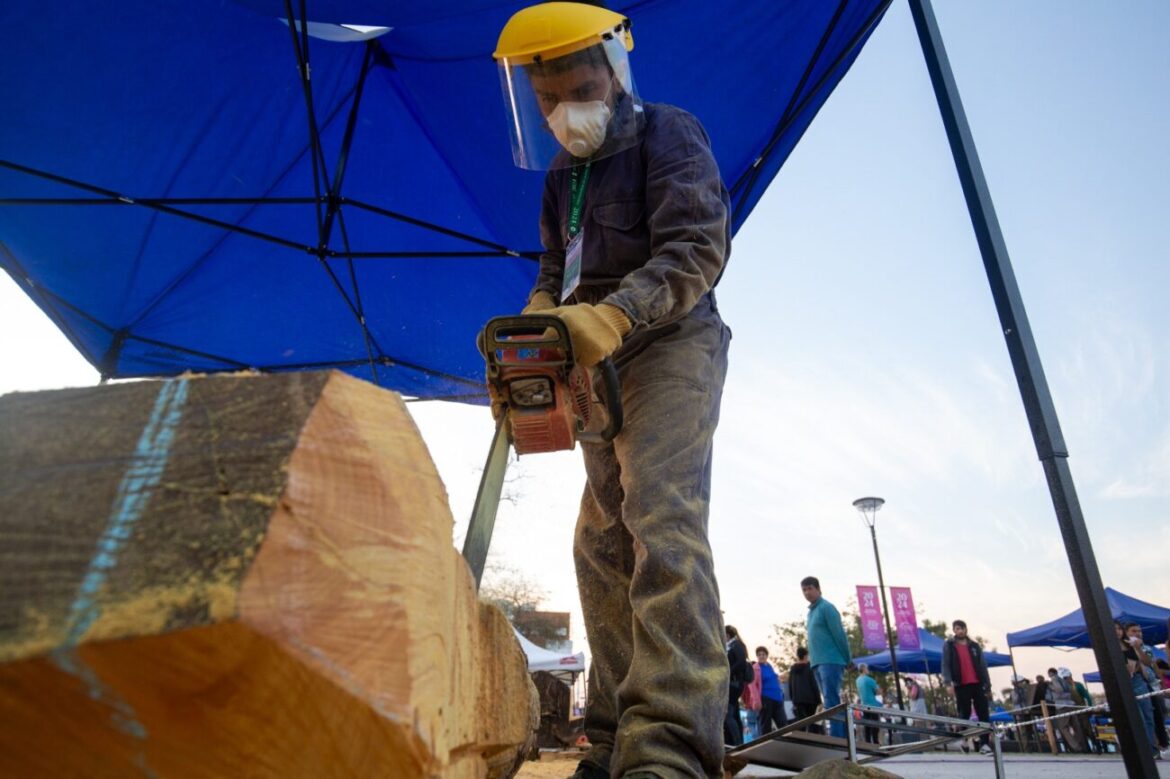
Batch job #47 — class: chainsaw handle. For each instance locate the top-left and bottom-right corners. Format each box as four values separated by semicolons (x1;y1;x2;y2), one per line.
579;357;622;444
481;315;572;357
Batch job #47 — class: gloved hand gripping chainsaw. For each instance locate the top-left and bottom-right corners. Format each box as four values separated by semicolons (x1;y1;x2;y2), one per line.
462;313;623;585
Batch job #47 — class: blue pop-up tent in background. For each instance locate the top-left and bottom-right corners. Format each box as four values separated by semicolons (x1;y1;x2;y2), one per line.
1007;588;1170;649
852;627;1014;676
1007;587;1170;686
0;0;889;400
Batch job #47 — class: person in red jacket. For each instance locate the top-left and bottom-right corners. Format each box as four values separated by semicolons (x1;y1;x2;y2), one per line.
940;619;992;755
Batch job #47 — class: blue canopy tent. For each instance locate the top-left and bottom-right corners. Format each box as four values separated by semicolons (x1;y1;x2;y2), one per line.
0;0;890;400
1007;588;1170;649
853;627;1013;675
989;707;1014;724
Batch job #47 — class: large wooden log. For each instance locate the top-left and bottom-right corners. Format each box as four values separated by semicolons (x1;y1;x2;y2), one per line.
0;371;537;778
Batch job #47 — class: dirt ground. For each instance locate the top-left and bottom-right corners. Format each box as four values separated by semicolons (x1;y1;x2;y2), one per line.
515;750;587;779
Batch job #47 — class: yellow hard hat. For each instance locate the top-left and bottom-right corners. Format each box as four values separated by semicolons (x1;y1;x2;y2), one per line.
493;2;633;65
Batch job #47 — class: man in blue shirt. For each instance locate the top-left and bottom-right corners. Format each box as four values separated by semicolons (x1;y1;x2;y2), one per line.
802;576;852;738
856;663;882;744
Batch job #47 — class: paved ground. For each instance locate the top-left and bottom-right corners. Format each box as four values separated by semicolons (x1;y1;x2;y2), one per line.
738;753;1170;778
518;750;1170;777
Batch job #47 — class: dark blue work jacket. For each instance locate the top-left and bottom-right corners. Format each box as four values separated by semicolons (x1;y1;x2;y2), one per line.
531;101;731;335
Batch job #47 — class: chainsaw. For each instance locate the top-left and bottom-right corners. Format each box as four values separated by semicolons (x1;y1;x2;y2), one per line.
462;315;622;585
483;315;622;453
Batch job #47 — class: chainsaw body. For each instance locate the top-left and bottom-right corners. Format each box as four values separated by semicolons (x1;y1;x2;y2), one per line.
482;315;622;455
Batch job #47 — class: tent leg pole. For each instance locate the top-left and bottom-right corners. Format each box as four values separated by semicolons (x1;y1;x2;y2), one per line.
906;1;1156;775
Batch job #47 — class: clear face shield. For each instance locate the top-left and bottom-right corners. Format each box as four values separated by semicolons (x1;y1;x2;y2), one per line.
497;34;642;170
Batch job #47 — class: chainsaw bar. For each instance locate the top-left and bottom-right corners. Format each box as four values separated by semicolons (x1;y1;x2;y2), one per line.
462;415;511;587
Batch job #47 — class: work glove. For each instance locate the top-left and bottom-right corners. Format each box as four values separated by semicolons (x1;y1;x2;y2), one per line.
544;303;631;367
521;290;556;314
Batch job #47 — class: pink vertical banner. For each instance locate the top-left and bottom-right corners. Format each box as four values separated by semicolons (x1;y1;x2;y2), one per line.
891;586;920;650
856;585;887;650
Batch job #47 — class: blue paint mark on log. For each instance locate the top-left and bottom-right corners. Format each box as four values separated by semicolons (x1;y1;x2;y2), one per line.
49;377;190;767
61;377;189;647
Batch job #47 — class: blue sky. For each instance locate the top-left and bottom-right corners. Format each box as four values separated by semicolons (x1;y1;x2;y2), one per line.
2;0;1167;695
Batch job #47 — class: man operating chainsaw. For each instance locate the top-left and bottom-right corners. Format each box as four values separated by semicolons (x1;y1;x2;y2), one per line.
492;4;732;778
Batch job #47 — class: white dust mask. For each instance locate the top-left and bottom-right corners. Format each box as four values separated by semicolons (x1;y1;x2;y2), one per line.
547;99;612;158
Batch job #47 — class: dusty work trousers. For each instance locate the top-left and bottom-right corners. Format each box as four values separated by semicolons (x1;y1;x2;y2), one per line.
574;303;731;779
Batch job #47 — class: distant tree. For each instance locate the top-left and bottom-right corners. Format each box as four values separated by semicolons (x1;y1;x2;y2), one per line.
768;619;807;669
480;562;547;621
769;596;866;669
922;618;947;640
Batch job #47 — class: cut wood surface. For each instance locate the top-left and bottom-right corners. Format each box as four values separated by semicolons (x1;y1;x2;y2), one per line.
0;371;537;778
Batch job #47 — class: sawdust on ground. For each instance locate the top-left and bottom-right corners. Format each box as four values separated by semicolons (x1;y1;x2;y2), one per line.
515;750;586;779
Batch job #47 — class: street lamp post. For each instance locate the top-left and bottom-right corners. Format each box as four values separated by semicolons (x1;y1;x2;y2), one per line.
853;496;906;711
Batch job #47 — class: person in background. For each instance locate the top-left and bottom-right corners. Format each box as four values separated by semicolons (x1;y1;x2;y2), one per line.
739;644;762;742
1047;667;1074;707
905;675;928;724
1049;667;1086;753
1157;657;1170;757
1120;620;1160;760
1010;674;1030;709
1028;669;1056;752
1010;674;1038;752
1127;623;1169;756
725;625;750;746
788;646;822;732
1072;674;1095;707
755;647;787;735
1046;666;1082;751
855;663;883;744
1065;669;1100;754
802;576;851;738
1031;673;1051;709
940;619;993;756
1137;630;1169;754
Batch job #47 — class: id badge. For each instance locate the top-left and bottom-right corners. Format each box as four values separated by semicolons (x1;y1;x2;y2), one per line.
561;231;583;302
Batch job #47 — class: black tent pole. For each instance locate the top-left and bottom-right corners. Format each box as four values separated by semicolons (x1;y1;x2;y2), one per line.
905;0;1156;774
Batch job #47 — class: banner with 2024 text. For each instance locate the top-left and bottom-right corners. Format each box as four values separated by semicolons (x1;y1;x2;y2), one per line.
890;586;920;649
856;585;886;650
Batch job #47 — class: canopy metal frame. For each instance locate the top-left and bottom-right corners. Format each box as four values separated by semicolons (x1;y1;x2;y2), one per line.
908;1;1157;775
0;0;893;398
